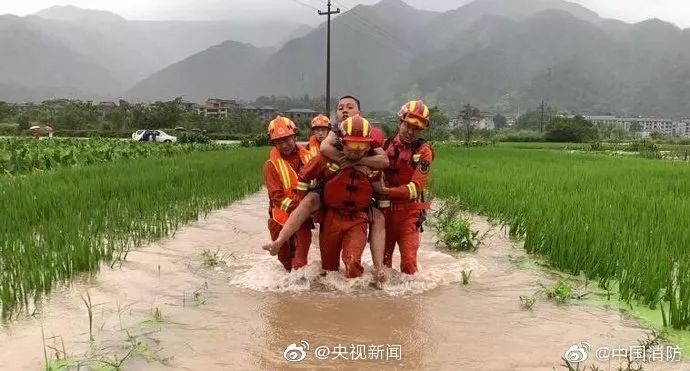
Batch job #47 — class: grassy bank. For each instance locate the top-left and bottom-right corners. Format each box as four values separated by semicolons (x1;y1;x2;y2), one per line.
432;147;690;330
0;147;265;319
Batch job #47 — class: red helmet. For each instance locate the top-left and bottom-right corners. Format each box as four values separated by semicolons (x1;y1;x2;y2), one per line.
340;115;373;143
311;114;330;129
398;100;430;129
267;115;297;141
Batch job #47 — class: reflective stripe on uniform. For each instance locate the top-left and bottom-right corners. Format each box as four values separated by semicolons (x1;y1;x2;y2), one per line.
296;182;310;191
327;162;340;172
280;197;293;211
276;159;291;189
407;182;418;200
378;200;391;208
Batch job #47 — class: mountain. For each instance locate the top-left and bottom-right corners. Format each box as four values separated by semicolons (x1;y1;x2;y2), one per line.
0;15;121;101
5;0;690;118
404;8;690;117
128;41;274;101
127;0;690;116
277;24;313;47
0;6;311;101
33;5;126;23
245;0;439;109
427;0;602;48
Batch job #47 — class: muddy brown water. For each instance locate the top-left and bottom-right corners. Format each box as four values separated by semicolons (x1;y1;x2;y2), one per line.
0;191;687;370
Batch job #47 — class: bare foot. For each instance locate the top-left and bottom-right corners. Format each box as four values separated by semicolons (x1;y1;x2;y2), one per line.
375;267;387;283
261;241;281;256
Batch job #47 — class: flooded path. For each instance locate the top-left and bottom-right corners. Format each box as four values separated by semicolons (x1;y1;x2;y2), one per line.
0;191;686;370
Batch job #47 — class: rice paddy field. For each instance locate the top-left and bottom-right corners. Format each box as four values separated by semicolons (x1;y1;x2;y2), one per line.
432;145;690;330
2;136;690;346
0;138;229;175
0;138;265;318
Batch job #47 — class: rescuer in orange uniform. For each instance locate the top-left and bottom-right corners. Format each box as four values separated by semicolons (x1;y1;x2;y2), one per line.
376;100;434;275
296;115;378;278
263;115;313;272
262;96;390;281
307;114;331;157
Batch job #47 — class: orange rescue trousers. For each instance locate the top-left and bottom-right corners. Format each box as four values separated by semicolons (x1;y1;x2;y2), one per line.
319;209;369;278
383;207;422;275
268;219;312;272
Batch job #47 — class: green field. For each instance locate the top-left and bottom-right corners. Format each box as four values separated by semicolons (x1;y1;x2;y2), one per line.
0;143;265;318
3;137;690;333
432;147;690;329
0;138;232;175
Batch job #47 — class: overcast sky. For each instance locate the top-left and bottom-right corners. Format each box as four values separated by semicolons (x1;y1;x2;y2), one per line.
1;0;689;28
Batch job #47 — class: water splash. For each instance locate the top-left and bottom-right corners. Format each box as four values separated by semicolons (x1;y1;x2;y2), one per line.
225;248;486;296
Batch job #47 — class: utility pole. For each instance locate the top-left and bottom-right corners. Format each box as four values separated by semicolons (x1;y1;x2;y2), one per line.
540;100;545;132
318;1;340;116
540;67;551;132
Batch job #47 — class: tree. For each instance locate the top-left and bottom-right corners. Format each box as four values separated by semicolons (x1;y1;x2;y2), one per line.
545;115;598;143
426;106;450;141
0;102;17;123
516;107;557;130
146;98;183;129
493;113;507;129
459;104;481;142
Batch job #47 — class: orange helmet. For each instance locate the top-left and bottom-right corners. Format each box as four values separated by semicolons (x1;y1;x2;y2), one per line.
267;115;297;141
398;100;430;129
340;115;373;143
311;114;330;129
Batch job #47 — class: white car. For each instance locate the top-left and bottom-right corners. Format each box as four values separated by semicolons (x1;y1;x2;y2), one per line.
132;130;177;143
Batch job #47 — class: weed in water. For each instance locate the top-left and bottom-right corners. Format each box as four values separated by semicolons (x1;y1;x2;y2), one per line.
80;291;95;342
152;307;164;323
432;199;478;252
520;295;537;311
540;280;574;304
461;270;472;285
201;249;223;267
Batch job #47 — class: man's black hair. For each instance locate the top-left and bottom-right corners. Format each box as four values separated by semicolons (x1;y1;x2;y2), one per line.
338;95;361;110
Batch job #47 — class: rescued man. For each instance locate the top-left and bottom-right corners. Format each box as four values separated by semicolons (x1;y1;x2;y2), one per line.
296;115;378;278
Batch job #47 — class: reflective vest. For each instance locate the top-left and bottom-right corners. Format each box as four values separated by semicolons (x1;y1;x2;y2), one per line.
307;135;321;157
269;146;312;225
384;137;426;188
323;167;375;213
382;137;431;209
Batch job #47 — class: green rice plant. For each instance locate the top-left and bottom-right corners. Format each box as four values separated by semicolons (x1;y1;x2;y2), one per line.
432;147;690;329
0;147;265;319
0;138;228;176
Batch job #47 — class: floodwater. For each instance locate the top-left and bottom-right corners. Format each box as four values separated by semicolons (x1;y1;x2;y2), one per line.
0;192;687;370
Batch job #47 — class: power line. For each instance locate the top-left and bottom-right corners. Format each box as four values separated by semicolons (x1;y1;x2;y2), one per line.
287;0;320;12
292;0;413;61
331;0;415;56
